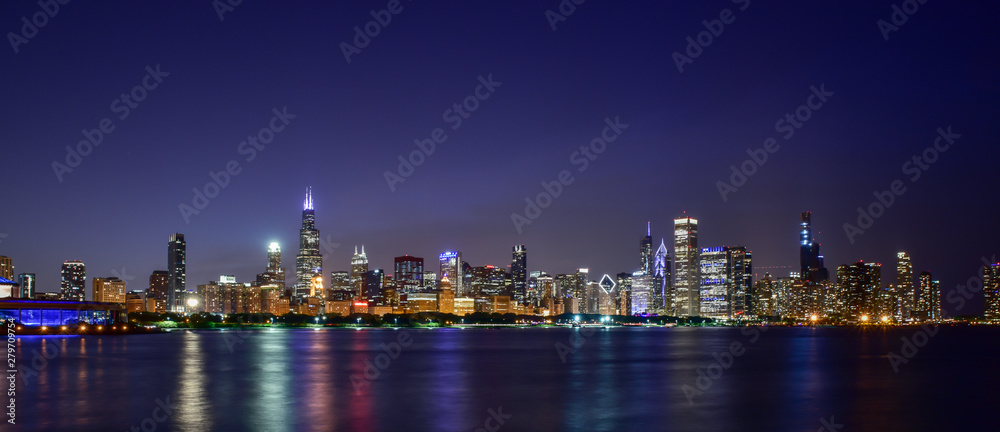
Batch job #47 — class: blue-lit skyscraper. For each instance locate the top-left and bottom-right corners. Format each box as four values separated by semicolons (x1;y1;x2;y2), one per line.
439;251;463;296
653;238;671;313
799;212;828;282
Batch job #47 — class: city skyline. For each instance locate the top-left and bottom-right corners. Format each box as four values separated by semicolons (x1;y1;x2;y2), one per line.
2;191;989;317
1;2;997;316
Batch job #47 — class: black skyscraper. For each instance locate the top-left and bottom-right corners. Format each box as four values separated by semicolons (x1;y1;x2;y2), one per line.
168;233;186;311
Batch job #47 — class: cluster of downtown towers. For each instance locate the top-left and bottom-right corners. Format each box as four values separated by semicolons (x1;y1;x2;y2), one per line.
30;189;999;321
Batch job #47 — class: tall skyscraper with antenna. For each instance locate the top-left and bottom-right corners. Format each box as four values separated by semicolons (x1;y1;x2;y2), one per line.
351;245;369;297
295;187;323;298
640;222;653;276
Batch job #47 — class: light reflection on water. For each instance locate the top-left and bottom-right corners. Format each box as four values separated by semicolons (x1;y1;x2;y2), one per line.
13;327;1000;432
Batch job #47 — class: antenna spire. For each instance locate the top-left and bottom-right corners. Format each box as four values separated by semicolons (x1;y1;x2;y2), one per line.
303;187;314;210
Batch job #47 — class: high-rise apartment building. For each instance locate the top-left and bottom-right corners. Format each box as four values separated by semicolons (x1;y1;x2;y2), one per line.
915;271;941;320
61;260;86;301
168;233;187;312
836;261;881;320
985;264;1000;320
93;277;126;304
896;252;914;318
18;273;35;299
511;245;527;304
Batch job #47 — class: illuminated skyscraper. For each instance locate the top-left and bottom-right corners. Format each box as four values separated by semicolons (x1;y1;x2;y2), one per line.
700;247;729;319
673;216;699;317
631;271;651;315
836;261;881;320
915;271;940;320
896;252;914;318
295;187;323;298
511;245;527;304
729;246;752;318
364;269;385;304
168;233;186;311
985;264;1000;320
257;242;287;290
351;246;369;296
61;260;86;301
653;238;671;313
439;251;463;296
799;212;829;282
394;255;424;293
640;222;653;276
18;273;35;299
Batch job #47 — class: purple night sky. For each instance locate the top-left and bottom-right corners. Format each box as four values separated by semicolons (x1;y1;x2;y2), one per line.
2;1;998;315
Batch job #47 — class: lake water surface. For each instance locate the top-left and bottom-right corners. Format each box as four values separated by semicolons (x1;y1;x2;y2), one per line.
13;326;998;431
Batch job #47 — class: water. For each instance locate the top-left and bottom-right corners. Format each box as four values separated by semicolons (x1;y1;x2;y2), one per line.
12;326;999;431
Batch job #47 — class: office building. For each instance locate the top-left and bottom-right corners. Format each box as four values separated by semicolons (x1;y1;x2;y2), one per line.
351;246;369;296
439;251;463;296
295;187;323;298
393;255;424;293
653;238;671;313
799;212;829;283
674;216;699;316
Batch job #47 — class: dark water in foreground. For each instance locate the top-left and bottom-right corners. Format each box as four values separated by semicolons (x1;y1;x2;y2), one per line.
11;326;999;431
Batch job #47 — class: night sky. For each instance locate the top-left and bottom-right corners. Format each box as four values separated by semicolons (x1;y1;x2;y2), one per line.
2;1;998;315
